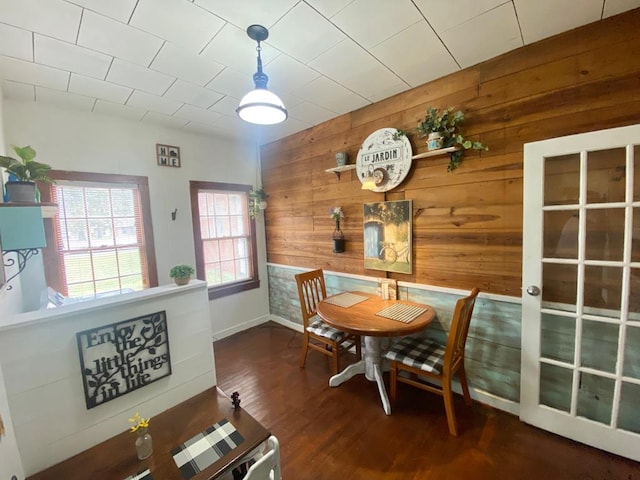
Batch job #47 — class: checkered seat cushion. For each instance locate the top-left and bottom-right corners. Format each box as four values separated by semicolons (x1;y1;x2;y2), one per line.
307;318;348;341
383;336;446;374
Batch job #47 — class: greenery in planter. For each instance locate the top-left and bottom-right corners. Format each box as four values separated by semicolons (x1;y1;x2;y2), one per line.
248;186;268;219
0;145;53;183
169;264;195;279
416;107;488;172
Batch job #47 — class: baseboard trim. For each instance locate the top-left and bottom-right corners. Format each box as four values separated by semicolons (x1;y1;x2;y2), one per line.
212;314;271;341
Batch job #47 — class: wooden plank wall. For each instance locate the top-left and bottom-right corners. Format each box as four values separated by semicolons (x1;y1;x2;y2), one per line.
260;9;640;298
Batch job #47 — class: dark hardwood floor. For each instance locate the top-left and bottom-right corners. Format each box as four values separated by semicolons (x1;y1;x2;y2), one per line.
214;322;639;480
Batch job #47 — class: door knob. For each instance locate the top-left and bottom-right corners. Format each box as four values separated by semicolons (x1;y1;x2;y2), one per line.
527;285;541;296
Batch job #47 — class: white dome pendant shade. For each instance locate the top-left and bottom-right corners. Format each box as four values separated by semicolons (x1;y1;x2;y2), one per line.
236;25;287;125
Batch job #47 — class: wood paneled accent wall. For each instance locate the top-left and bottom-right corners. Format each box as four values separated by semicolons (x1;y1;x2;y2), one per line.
259;9;640;297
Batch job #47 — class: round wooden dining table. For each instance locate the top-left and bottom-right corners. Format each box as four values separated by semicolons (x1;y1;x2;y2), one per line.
317;291;436;415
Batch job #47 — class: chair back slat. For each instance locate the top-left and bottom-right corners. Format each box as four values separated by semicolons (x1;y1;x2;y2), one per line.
295;269;327;327
444;287;480;369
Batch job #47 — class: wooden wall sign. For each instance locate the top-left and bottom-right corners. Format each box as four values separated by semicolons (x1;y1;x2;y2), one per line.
76;311;172;409
355;128;412;192
156;144;181;168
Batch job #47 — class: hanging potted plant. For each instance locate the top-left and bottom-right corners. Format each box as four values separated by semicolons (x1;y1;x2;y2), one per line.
248;186;268;219
330;206;345;253
0;144;53;202
416;107;488;171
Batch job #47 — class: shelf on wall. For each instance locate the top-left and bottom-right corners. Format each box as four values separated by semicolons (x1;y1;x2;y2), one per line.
411;146;460;160
0;202;58;218
325;164;356;179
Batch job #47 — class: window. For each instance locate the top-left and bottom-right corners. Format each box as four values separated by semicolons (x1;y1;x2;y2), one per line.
189;181;259;299
41;171;158;298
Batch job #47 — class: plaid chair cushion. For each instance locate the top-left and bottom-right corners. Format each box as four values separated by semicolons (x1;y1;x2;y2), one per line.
307;318;347;341
383;336;446;374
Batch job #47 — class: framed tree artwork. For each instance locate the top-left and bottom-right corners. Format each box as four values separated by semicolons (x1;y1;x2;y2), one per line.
363;200;412;274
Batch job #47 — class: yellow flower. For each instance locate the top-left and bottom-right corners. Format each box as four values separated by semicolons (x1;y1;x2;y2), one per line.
128;412;150;433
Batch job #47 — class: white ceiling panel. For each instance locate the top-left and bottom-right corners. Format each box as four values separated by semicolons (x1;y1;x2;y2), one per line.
127;90;182;115
35;86;95;111
330;0;420;49
69;74;132;104
515;0;604;44
107;59;175;95
34;35;111;79
164;80;223;108
130;0;225;52
0;22;33;61
309;39;407;100
142;111;190;128
78;10;163;66
200;23;279;76
0;0;81;43
306;0;357;19
0;0;637;145
371;20;458;87
442;2;522;68
269;2;346;63
66;0;137;23
194;0;299;30
151;43;224;87
174;103;223;124
206;68;253;99
291;75;369;114
415;0;509;33
1;80;35;102
93;99;147;120
0;56;69;90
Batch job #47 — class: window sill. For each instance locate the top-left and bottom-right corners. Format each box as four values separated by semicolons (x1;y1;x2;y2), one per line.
207;278;260;300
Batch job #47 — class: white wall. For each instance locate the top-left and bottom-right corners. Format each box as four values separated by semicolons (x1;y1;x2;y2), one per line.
2;100;271;336
0;281;215;475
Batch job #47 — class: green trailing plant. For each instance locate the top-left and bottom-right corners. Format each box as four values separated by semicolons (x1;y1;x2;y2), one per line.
0;145;53;183
416;107;488;172
169;264;195;279
248;186;268;219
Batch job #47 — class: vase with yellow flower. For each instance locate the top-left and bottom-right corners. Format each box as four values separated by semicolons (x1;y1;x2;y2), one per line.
129;412;153;460
329;206;345;253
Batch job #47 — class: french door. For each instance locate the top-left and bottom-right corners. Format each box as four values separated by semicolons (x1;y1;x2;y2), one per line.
521;124;640;461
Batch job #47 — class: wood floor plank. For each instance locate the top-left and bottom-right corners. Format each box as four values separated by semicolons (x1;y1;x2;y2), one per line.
214;322;639;479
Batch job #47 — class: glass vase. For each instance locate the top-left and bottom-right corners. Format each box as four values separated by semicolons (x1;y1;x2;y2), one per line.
135;428;153;460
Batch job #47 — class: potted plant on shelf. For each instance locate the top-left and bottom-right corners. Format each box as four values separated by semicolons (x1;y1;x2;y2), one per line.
248;186;268;219
169;264;195;286
0;145;53;202
416;107;488;171
330;206;345;253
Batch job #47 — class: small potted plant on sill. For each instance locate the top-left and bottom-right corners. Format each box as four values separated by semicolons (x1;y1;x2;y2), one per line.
0;144;53;202
169;264;195;286
330;206;345;253
416;107;488;171
248;186;268;219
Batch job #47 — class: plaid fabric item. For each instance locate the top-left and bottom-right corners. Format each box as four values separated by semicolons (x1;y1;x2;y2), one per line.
307;318;347;341
172;418;244;480
124;469;152;480
383;336;446;374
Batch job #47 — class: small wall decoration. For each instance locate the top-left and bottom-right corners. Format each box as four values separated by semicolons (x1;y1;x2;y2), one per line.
363;200;412;274
156;143;181;168
76;311;171;409
356;128;413;192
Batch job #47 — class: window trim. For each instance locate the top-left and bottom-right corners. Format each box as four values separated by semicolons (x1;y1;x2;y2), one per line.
189;181;260;300
39;170;159;294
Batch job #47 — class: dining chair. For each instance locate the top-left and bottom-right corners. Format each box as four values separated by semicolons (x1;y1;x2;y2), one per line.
243;435;282;480
383;287;480;436
295;269;361;375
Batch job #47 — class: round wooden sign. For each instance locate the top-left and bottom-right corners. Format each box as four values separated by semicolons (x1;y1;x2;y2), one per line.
355;128;413;192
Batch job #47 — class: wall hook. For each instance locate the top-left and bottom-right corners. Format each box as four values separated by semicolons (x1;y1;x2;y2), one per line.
171;208;177;221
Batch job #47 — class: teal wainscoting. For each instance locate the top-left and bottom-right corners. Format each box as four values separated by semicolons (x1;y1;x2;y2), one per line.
267;264;522;404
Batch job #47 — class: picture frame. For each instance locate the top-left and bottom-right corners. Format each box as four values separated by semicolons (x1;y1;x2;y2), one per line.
363;200;412;274
156;143;181;168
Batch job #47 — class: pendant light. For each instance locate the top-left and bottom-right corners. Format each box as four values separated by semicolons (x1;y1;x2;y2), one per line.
236;25;287;125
